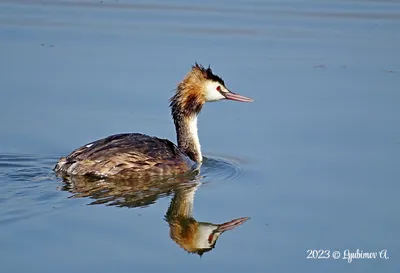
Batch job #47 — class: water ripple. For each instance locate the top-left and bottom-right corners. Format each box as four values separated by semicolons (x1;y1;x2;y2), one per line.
201;155;243;182
0;154;65;225
0;153;244;210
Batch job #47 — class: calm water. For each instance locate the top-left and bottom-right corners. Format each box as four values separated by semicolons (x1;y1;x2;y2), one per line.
1;0;399;272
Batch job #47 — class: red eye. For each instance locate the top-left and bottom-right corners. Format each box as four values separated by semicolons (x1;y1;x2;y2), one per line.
216;86;221;91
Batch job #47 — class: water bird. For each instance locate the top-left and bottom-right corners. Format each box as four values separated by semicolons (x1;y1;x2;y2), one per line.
54;63;253;178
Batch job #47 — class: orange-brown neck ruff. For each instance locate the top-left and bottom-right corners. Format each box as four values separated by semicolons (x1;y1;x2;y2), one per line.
170;64;207;116
170;65;204;162
170;64;226;163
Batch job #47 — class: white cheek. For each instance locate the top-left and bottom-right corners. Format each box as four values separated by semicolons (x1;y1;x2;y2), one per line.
204;82;225;102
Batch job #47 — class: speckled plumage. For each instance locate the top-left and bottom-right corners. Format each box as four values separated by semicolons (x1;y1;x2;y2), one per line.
54;133;196;178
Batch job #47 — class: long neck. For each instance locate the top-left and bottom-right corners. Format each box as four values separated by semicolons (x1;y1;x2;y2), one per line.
173;113;202;162
170;87;204;162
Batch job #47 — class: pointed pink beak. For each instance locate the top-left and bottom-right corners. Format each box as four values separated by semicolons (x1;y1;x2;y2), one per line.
223;92;254;102
215;217;250;233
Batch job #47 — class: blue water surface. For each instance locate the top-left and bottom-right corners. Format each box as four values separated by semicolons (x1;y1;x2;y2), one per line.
0;0;399;272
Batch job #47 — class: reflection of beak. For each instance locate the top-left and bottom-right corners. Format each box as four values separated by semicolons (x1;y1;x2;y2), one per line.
223;91;254;102
215;217;250;233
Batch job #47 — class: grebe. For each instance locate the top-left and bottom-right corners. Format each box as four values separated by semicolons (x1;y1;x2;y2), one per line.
54;63;253;178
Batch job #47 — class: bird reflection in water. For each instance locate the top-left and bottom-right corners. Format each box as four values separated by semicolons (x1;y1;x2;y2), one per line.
165;182;249;255
59;173;249;255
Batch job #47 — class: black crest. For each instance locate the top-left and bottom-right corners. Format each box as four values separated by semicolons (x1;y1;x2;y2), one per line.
193;62;225;85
